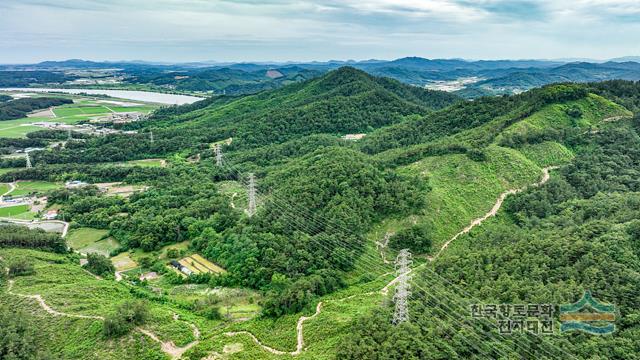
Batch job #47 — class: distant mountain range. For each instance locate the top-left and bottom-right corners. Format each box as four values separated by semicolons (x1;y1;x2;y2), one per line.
1;56;640;97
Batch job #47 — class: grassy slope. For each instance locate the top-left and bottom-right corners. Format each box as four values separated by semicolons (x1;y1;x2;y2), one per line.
370;93;631;251
0;248;226;360
12;181;61;196
66;227;119;257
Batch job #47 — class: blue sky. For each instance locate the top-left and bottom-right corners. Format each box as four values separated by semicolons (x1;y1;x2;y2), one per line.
1;0;639;63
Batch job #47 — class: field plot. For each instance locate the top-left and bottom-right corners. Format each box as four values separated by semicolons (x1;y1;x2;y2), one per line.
122;158;166;167
0;204;33;219
0;93;159;138
179;254;226;274
66;227;119;256
11;181;61;196
111;251;138;271
96;182;148;197
53;105;112;117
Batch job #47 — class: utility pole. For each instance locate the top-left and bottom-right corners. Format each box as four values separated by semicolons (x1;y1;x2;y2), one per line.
25;151;32;169
392;249;412;325
215;144;223;167
247;173;256;217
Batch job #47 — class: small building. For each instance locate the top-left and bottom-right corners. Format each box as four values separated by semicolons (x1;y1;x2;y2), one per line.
139;272;159;281
170;260;192;276
65;180;88;188
342;133;366;141
43;210;58;220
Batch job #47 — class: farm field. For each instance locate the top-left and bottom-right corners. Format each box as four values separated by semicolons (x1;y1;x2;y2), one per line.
11;181;61;196
0;204;33;219
111;251;138;272
0;92;159;138
66;227;119;256
178;254;226;274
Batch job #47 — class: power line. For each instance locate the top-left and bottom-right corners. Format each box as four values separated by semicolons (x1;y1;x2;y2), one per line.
247;173;256;217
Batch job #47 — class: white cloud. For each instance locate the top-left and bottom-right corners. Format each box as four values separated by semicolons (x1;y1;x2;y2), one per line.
0;0;638;63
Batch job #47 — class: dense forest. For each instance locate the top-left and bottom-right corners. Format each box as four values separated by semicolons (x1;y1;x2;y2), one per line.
0;225;67;253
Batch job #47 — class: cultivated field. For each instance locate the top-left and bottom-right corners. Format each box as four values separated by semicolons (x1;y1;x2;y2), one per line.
179;254;226;274
66;227;119;256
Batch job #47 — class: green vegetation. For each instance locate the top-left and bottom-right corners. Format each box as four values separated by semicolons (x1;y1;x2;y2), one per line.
0;305;50;359
0;224;66;252
0;97;72;121
66;227;118;256
103;300;149;338
0;205;32;219
84;253;116;277
11;181;61;196
1;70;639;359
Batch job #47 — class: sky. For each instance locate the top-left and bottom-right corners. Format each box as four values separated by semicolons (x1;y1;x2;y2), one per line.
1;0;639;64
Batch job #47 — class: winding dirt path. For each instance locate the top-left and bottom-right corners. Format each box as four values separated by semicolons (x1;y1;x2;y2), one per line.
226;302;323;356
230;192;238;209
431;166;557;260
7;280;104;320
137;322;201;360
2;182;15;197
226;166;559;356
7;279;200;359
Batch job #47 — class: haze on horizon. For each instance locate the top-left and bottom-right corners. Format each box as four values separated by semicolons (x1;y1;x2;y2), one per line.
1;0;639;64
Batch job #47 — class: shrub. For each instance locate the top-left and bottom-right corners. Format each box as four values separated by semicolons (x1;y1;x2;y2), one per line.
466;148;487;162
84;253;115;277
103;300;149;338
166;248;180;259
389;224;433;254
8;260;35;277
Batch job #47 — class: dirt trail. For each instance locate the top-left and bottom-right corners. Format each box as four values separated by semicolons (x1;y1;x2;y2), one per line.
602;115;629;123
230;192;237;209
226;301;323;356
432;165;557;261
225;166;560;357
137;322;201;360
2;182;15;197
7;279;200;359
7;280;104;320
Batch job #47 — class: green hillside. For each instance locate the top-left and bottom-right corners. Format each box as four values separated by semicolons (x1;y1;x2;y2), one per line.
1;75;639;359
145;67;460;149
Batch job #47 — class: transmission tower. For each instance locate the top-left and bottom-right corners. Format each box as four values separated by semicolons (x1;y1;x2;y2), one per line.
149;131;154;144
25;151;32;169
247;173;257;217
215;144;223;167
67;129;72;141
392;249;412;325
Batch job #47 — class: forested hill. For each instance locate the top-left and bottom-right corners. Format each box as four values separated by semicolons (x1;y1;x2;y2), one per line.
142;67;461;149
